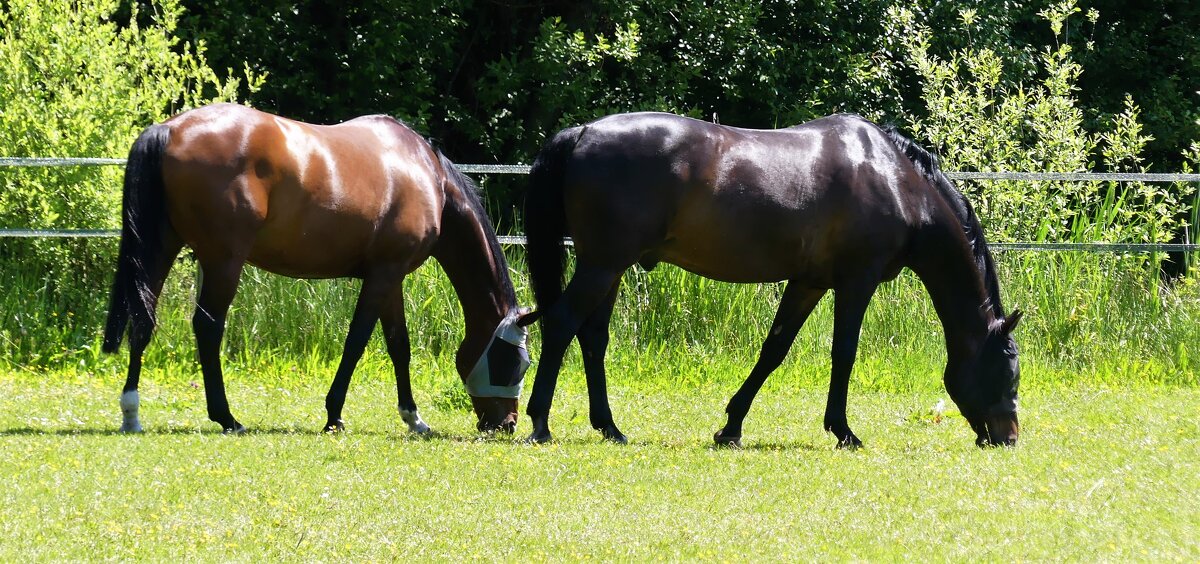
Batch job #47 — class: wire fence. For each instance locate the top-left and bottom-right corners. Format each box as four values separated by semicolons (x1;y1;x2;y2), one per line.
2;157;1198;253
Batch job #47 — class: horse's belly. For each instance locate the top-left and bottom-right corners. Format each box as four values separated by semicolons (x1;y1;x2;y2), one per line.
654;235;823;285
247;223;431;279
247;235;368;278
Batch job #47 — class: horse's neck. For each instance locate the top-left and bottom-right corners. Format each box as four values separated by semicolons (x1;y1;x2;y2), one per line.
911;234;994;364
432;186;513;363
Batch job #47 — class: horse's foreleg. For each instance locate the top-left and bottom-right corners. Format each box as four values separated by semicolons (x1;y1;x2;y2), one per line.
576;280;623;443
824;281;878;449
323;276;393;432
526;262;623;444
716;284;825;447
120;235;184;432
379;284;429;435
192;259;246;433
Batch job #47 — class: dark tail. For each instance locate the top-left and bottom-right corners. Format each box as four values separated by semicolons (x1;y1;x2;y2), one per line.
102;124;171;353
523;126;585;315
882;125;1006;317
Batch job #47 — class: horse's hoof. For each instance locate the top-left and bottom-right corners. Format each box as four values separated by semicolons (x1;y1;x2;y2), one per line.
222;424;248;435
836;435;863;450
714;431;742;449
118;422;143;433
597;424;627;444
525;430;553;444
323;420;345;433
411;423;433;436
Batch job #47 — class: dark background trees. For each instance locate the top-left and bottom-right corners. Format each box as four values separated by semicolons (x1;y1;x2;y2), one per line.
173;0;1199;229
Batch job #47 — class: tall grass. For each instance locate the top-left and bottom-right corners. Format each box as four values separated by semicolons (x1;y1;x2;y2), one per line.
1;238;1196;391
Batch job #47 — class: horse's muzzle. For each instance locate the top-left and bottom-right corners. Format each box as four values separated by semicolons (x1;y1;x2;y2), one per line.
472;396;519;434
976;412;1019;447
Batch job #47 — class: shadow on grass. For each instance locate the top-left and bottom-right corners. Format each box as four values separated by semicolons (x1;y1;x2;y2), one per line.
0;427;832;452
0;425;403;437
710;440;828;452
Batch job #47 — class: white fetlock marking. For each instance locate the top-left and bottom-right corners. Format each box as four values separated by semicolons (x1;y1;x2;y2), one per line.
399;407;431;434
119;390;143;433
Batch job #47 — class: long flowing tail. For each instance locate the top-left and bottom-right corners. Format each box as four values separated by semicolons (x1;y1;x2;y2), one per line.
102;124;171;353
523;126;584;315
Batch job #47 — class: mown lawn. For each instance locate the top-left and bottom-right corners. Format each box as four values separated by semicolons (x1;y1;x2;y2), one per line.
0;368;1196;561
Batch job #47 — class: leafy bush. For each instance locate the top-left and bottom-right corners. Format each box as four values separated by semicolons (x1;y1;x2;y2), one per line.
0;0;260;363
888;0;1194;248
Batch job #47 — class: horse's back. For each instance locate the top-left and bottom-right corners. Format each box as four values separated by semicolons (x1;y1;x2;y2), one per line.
558;112;930;284
159;104;443;278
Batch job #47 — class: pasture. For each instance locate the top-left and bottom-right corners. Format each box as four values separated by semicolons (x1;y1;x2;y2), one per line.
1;247;1198;559
1;368;1196;560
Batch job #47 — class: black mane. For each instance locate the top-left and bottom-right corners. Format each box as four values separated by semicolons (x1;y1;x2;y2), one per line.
883;126;1006;318
434;147;518;306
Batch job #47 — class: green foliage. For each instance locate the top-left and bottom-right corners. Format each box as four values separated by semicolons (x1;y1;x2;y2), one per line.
889;1;1193;252
0;0;257;231
0;0;261;309
0;1;1196;381
176;0;462;130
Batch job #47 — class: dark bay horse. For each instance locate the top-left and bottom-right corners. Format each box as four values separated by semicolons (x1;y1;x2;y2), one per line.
103;103;531;434
520;112;1023;448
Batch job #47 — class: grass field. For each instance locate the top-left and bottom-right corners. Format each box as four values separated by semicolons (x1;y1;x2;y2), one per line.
1;364;1197;561
1;242;1198;559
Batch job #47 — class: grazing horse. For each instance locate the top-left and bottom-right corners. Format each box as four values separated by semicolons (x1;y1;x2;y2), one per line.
103;103;530;434
520;111;1023;448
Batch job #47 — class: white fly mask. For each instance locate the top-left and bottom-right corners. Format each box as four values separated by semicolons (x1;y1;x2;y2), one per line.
464;312;531;399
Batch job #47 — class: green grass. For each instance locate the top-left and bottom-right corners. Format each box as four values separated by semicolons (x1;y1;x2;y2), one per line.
1;368;1197;560
1;240;1197;559
3;242;1198;387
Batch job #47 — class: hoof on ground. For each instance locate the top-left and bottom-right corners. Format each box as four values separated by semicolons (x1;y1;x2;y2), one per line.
835;436;863;450
118;423;143;434
410;423;433;436
323;420;345;434
525;431;553;444
222;424;248;435
599;426;628;445
713;431;742;449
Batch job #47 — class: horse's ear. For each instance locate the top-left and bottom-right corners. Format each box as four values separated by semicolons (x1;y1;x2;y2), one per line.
516;309;541;327
1001;308;1024;334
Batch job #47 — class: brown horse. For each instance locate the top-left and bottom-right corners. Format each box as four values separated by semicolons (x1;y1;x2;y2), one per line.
520;112;1023;448
103;103;530;434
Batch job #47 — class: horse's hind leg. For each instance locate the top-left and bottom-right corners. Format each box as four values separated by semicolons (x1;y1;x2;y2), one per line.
577;279;624;443
120;234;184;432
824;280;879;448
526;262;624;443
379;282;430;434
323;275;393;432
715;284;825;447
192;258;246;433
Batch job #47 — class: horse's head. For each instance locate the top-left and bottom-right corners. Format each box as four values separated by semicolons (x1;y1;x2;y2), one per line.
947;309;1023;447
463;309;534;433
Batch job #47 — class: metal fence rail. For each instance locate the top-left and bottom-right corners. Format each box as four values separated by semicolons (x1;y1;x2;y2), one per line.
1;230;1195;253
2;157;1198;252
5;157;1200;182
